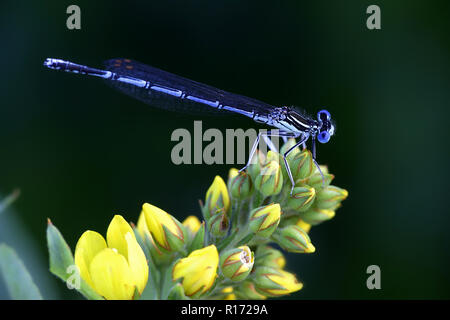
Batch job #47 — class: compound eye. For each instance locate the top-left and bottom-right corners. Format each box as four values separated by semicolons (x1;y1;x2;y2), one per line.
318;109;331;121
318;131;330;144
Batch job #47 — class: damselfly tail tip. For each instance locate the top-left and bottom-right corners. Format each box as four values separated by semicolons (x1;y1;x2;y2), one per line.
43;58;64;70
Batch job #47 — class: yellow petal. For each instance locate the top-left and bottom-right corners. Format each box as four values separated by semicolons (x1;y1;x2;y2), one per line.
206;176;230;213
106;215;134;258
136;211;150;239
173;245;219;296
142;203;182;250
124;232;148;294
89;248;135;300
296;219;311;233
74;230;107;289
182;216;202;234
267;270;303;296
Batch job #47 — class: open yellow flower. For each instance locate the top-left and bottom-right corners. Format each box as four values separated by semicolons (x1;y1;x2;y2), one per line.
172;245;219;297
74;215;148;300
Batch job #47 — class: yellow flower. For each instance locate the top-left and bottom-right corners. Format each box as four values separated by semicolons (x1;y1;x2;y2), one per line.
204;176;230;218
140;203;185;252
254;267;303;297
249;203;281;238
172;245;219;297
74;215;148;300
182;215;202;234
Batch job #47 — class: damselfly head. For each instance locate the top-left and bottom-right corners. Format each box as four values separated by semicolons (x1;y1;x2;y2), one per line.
317;109;334;144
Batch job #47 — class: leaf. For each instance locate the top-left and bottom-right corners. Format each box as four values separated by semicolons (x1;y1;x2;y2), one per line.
46;220;103;300
0;243;43;299
0;189;20;215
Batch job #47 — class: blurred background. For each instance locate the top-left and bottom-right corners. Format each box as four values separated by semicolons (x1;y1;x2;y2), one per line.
0;0;449;299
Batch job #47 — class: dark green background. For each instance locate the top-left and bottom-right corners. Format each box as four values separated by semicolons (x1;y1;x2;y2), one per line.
1;0;449;299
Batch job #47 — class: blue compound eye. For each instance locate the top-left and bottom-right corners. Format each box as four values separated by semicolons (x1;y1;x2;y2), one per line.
318;131;330;143
318;109;331;121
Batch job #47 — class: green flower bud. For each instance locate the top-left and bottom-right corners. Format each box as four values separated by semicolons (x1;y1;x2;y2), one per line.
289;149;314;181
254;160;283;197
249;203;281;238
247;149;266;180
272;225;315;253
254;245;286;269
298;171;334;190
207;211;229;238
219;246;254;282
234;281;267;300
315;185;348;210
228;170;253;198
286;185;316;212
253;266;303;297
299;207;335;225
280;138;301;160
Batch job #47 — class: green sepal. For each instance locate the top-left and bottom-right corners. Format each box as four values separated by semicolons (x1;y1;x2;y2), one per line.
187;222;205;253
167;283;189;300
46;220;103;300
133;228;160;299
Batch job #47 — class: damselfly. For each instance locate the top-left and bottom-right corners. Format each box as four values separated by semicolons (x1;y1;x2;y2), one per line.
43;58;335;193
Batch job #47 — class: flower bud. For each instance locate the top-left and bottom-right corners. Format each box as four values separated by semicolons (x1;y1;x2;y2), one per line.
272;225;315;253
253;266;303;297
219;246;254;282
286;185;316;212
207;211;229;238
295;218;311;233
255;245;286;269
249;203;281;238
137;212;173;264
141;203;186;253
172;245;219;297
204;176;231;220
247;149;266;180
280;138;301;160
228;170;253;198
254;160;283;197
315;186;348;210
227;168;239;189
289;149;314;181
182;216;202;235
298;171;334;190
235;281;267;300
299;207;335;225
279;139;301;178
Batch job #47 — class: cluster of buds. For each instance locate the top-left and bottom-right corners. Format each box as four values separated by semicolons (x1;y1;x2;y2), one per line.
46;139;347;300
